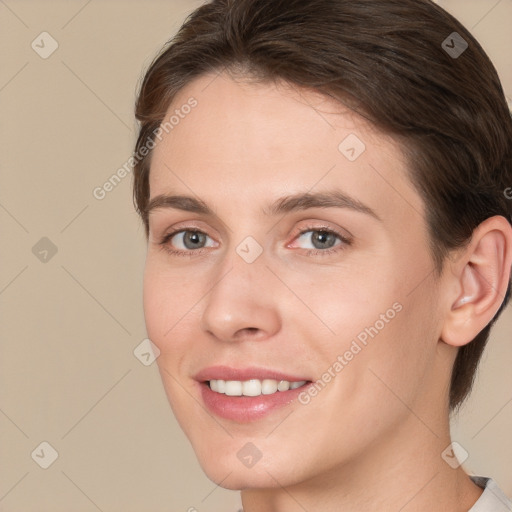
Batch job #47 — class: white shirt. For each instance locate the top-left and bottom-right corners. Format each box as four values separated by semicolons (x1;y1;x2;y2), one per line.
469;476;512;511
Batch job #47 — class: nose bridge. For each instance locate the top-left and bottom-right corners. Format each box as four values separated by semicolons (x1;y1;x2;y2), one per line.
215;230;269;294
200;237;281;341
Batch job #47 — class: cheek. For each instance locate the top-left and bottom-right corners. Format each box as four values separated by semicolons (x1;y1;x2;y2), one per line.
142;261;203;425
292;294;437;470
277;261;402;348
142;266;168;346
288;256;438;407
338;277;440;426
142;257;203;346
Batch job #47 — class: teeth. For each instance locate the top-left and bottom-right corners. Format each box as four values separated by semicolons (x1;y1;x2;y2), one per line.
208;379;307;396
262;379;278;395
225;380;243;396
277;380;290;391
243;379;261;396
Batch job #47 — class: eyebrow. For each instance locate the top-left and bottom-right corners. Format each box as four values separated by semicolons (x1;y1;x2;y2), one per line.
145;190;381;221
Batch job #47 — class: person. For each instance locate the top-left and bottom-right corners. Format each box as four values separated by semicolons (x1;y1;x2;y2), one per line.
131;0;512;510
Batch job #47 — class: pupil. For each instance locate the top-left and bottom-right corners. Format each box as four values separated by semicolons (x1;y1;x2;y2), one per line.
184;231;205;249
313;231;335;249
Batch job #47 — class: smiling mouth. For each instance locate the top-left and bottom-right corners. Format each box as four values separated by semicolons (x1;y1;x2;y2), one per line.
207;378;310;397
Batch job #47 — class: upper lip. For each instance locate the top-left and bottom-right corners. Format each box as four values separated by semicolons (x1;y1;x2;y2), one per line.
194;365;311;383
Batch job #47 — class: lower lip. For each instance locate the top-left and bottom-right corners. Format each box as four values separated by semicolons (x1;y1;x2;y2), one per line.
198;381;312;422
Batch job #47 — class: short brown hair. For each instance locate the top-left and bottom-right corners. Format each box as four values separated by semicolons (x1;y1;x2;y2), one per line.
132;0;512;411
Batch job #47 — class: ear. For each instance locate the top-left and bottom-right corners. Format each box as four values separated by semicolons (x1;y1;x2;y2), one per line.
441;215;512;348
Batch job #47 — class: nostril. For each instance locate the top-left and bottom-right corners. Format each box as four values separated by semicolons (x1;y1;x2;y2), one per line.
236;327;259;336
231;326;267;342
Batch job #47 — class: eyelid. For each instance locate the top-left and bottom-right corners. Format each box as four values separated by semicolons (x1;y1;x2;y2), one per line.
160;227;218;247
156;219;220;242
283;226;351;258
288;221;353;245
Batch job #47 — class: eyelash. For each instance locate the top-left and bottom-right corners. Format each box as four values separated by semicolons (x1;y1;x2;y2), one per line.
158;224;352;258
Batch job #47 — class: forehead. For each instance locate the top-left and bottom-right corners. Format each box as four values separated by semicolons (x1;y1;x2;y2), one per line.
148;71;424;226
152;72;379;168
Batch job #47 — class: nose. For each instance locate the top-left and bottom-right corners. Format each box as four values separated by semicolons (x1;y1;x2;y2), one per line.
200;247;281;343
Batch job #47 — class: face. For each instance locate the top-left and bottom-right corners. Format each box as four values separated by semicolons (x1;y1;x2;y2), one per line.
143;71;448;490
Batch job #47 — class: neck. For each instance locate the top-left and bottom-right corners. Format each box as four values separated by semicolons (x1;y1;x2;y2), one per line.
240;413;483;512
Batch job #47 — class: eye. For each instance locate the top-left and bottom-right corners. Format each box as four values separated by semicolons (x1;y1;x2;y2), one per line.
160;229;217;256
158;225;351;258
289;226;351;256
296;230;339;250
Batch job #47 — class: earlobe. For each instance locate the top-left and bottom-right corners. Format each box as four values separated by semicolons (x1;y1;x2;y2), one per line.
441;216;512;348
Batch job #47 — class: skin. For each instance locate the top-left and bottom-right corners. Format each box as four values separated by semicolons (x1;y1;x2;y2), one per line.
142;71;512;511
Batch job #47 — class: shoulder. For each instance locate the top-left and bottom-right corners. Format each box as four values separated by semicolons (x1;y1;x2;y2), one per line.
469;476;512;512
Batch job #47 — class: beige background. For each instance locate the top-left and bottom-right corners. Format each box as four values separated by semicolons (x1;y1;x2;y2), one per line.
0;1;510;510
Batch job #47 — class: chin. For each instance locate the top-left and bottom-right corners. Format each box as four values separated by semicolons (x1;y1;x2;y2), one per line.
191;440;306;491
199;461;286;491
